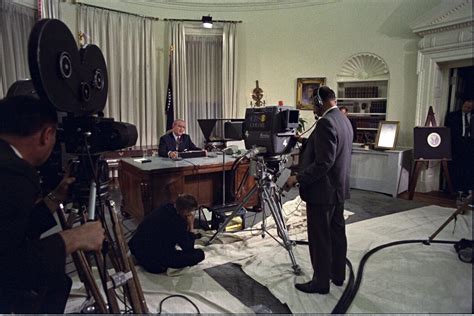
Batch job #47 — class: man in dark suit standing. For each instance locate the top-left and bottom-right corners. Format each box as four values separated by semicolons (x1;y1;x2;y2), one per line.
158;119;200;158
445;99;474;193
340;106;357;143
287;86;353;294
0;96;105;313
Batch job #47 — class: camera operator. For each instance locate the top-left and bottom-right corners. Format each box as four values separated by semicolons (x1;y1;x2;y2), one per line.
287;86;353;294
0;95;105;313
128;194;205;274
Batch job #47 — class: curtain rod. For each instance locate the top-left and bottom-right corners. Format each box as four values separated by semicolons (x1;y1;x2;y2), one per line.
164;18;242;24
76;3;242;24
77;3;160;20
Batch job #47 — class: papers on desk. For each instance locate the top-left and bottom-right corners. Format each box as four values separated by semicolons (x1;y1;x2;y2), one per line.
133;158;151;163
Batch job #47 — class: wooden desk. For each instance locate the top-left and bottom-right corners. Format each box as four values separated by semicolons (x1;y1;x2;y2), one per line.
118;156;257;221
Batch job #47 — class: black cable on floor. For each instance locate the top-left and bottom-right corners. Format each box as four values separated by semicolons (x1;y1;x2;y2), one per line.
332;239;457;314
158;294;200;314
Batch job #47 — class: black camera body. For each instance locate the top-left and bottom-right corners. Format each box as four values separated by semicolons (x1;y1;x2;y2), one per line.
27;19;138;156
7;19;138;197
243;106;299;156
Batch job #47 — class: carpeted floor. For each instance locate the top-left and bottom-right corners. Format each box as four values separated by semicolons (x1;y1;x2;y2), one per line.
185;188;429;314
66;187;460;313
344;189;427;224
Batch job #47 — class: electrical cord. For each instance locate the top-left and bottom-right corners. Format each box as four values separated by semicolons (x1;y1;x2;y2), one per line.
297;120;317;137
158;294;200;314
331;239;458;314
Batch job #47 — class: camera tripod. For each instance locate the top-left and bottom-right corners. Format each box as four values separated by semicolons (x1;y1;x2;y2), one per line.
206;155;302;275
426;191;473;243
57;157;148;313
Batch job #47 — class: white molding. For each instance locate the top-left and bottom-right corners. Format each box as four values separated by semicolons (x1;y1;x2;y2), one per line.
336;52;389;81
411;0;473;35
412;0;473;192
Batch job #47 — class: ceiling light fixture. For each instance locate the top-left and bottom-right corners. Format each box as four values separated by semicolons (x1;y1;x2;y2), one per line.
202;15;213;29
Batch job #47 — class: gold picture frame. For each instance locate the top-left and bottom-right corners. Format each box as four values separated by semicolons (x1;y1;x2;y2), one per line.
296;77;326;110
375;121;400;150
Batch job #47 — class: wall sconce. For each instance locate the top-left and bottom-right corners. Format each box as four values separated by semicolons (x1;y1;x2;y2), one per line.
202;15;213;29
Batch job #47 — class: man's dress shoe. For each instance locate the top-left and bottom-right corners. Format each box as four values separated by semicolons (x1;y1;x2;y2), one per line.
295;281;329;294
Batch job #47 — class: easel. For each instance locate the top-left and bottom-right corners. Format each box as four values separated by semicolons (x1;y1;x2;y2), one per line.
408;106;454;200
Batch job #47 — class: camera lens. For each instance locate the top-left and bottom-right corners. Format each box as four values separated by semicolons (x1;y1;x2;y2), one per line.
81;82;91;101
59;52;72;79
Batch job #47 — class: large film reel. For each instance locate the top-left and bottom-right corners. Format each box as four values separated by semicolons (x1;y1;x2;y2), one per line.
28;19;108;115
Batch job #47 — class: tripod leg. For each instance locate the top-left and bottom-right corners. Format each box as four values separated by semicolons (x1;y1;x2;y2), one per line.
106;200;148;313
93;251;121;313
78;210;121;313
206;184;259;245
428;193;472;242
262;187;302;275
56;205;108;313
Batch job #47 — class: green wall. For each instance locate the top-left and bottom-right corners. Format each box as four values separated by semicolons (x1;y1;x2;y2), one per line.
64;0;441;146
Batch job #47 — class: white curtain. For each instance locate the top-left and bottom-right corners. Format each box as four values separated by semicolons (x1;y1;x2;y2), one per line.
78;5;160;147
169;22;238;147
40;0;60;19
170;22;188;124
186;34;223;146
0;1;36;98
222;23;238;119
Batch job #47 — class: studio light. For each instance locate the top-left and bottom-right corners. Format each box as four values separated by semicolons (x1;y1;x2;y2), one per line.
202;15;213;29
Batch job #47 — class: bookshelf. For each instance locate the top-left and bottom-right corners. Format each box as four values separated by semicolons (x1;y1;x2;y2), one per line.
337;80;388;143
336;53;389;143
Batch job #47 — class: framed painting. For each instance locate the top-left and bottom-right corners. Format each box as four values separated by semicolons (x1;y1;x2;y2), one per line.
296;77;326;110
375;121;400;150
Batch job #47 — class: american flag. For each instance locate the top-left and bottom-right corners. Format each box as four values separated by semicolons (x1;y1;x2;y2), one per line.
165;59;174;131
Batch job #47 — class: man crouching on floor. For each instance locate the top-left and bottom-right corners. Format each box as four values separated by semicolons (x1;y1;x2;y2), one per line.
128;194;204;273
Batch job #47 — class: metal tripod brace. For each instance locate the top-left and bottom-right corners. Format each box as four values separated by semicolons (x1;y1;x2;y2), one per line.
425;192;472;244
206;156;302;275
57;198;148;313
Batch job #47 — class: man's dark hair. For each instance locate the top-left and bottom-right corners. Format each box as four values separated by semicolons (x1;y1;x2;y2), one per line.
175;194;198;212
0;95;57;136
317;86;336;102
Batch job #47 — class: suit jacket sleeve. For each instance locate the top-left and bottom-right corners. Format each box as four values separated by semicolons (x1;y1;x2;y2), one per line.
0;171;66;289
175;223;195;251
158;135;171;157
297;118;337;186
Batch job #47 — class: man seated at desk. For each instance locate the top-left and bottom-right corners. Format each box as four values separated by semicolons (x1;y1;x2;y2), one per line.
158;119;200;159
128;194;204;274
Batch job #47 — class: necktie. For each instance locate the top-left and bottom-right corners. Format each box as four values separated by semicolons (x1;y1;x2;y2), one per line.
176;136;181;151
465;113;470;137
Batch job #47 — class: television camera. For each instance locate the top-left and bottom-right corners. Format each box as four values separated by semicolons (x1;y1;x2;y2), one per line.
7;18;147;313
207;105;302;274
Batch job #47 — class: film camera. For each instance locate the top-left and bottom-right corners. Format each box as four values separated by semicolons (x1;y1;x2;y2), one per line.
11;19;138;204
6;19;148;313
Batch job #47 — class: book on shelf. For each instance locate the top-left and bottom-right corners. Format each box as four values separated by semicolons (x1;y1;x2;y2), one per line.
344;86;378;98
370;100;387;113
